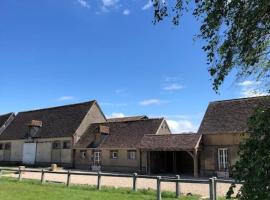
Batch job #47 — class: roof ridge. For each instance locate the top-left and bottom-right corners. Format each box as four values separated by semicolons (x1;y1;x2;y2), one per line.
18;100;96;114
105;117;164;124
108;115;147;119
210;95;270;104
0;112;14;117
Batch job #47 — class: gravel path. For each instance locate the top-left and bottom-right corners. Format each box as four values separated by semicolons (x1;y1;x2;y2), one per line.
4;169;241;198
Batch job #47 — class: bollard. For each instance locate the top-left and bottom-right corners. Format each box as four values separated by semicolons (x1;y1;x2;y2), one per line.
133;173;137;192
209;178;213;200
67;170;71;186
175;175;180;198
156;176;161;200
213;177;217;200
41;170;46;184
18;169;22;181
97;172;101;190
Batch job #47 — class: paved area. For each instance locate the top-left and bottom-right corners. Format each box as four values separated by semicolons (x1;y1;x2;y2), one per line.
2;168;241;198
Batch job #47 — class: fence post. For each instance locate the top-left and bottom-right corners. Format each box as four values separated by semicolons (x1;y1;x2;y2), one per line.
156;176;161;200
133;173;137;192
18;169;22;181
97;172;101;190
67;170;71;186
41;170;45;184
209;178;213;200
175;175;180;198
213;177;217;200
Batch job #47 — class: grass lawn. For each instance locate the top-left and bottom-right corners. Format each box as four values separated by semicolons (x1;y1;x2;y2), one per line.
0;177;200;200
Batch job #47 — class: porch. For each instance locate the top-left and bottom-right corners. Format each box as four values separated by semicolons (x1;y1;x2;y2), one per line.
140;133;202;177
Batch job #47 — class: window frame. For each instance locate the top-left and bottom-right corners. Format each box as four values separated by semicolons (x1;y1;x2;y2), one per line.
4;143;11;150
110;150;118;160
80;150;87;159
94;151;101;165
52;141;61;149
218;148;229;171
128;150;137;160
63;141;71;149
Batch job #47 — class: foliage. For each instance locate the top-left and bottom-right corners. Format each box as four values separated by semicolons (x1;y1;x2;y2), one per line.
152;0;270;91
227;106;270;200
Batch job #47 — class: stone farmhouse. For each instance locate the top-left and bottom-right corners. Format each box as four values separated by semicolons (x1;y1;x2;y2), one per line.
0;95;269;178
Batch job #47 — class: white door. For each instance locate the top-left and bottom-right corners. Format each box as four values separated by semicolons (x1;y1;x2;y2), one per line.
22;143;37;164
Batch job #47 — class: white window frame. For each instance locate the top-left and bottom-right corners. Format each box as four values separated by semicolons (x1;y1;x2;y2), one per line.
111;151;118;159
218;148;228;171
94;151;101;165
128;150;136;160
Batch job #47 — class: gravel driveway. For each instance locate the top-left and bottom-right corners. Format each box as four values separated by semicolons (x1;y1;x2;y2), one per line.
4;169;241;198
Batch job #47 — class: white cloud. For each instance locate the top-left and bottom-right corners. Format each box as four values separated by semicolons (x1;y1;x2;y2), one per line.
102;0;119;7
100;102;127;106
163;83;184;91
77;0;90;8
139;99;161;106
238;80;268;97
100;0;119;11
238;80;259;87
142;0;152;10
56;96;75;101
167;119;198;133
123;9;130;15
108;112;126;118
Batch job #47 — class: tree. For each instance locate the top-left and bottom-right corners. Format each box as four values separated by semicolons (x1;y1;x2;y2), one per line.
226;106;270;199
152;0;270;92
151;1;270;199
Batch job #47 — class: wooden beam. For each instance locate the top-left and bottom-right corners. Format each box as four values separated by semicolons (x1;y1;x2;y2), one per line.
193;149;199;178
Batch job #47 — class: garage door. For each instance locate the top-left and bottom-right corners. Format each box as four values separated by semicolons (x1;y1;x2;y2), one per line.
22;143;37;164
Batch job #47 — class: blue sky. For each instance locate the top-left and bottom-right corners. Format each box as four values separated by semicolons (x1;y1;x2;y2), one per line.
0;0;265;133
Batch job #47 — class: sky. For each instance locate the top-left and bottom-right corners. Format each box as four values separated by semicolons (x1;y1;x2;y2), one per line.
0;0;267;133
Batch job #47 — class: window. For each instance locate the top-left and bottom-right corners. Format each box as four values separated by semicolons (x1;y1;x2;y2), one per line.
94;151;101;165
218;148;229;171
110;150;118;159
63;141;71;149
52;141;61;149
80;150;87;159
4;143;11;150
0;144;3;150
128;150;136;160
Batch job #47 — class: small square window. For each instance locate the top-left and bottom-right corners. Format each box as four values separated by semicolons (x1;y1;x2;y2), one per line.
110;150;118;159
4;143;11;150
63;141;71;149
52;141;61;149
80;150;87;159
128;150;136;160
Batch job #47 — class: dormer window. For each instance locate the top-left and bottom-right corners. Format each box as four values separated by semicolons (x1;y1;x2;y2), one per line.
26;120;42;139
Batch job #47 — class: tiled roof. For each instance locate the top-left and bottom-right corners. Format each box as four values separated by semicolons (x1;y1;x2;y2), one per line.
107;115;148;122
198;95;270;134
0;101;95;140
139;133;201;151
75;118;164;149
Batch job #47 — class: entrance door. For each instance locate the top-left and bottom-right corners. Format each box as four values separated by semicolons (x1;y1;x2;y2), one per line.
22;143;37;164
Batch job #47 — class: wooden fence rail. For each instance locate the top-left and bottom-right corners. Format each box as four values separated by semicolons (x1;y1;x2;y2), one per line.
0;168;240;200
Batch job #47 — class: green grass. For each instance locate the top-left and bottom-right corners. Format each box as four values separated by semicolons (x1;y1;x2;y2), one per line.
0;177;200;200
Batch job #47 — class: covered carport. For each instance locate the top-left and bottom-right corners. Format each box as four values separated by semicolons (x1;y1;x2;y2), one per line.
140;133;202;177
